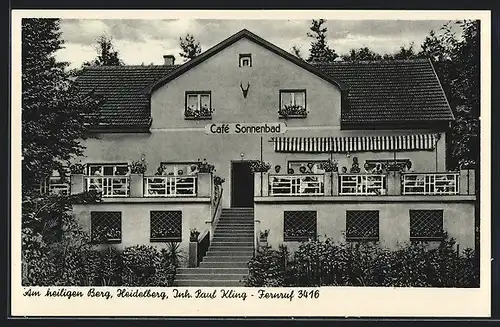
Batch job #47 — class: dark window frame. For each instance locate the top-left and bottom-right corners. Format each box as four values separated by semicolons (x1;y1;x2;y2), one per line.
409;209;445;242
283;210;317;242
345;210;380;242
90;211;122;244
239;53;252;67
150;210;183;243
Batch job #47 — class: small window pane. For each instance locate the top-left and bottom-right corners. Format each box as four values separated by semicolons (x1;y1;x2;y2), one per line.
89;166;102;175
281;92;293;108
103;167;114;175
200;94;210;109
187;95;198;110
294;92;305;107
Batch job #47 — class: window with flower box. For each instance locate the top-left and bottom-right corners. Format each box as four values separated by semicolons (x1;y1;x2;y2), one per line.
410;210;444;241
150;211;182;242
91;211;122;244
284;210;317;241
185;91;213;119
346;210;379;241
279;90;307;118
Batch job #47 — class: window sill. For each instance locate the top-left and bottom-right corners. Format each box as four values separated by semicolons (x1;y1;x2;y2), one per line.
151;237;182;243
410;237;445;242
91;239;122;244
184;116;213;120
278;114;307;119
346;237;379;242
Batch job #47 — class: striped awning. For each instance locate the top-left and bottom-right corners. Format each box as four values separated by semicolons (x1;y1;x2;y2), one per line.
272;134;439;153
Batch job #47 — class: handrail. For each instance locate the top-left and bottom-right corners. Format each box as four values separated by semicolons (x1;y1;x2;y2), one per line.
339;174;386;196
211;187;223;223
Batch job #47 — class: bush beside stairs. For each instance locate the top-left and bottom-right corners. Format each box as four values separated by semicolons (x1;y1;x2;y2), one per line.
174;208;254;286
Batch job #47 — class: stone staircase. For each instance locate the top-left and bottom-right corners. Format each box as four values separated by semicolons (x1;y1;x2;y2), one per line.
175;208;255;286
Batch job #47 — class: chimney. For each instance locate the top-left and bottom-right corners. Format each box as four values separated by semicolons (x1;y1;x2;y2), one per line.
163;55;175;66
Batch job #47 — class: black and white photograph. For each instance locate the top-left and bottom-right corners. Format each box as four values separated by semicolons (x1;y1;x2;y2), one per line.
12;10;491;317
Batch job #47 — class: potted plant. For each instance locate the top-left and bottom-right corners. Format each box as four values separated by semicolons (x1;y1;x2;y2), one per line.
278;104;308;118
250;160;271;173
70;163;86;175
259;229;270;242
190;228;200;242
196;158;216;174
185;107;215;119
213;175;225;185
129;160;147;174
319;159;338;173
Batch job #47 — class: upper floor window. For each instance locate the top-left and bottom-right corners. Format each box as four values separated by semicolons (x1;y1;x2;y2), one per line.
87;163;129;176
239;54;252;67
185;91;213;119
279;90;307;118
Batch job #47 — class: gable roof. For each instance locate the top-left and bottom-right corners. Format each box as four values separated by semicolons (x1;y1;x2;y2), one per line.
143;29;347;94
76;30;454;131
314;58;455;126
77;65;178;129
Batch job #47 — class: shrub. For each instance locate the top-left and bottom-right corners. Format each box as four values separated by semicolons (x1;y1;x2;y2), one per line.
250;160;271;173
121;245;160;286
246;245;285;287
246;238;479;288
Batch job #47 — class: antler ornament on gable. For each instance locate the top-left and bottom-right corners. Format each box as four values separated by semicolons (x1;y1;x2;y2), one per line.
240;82;250;98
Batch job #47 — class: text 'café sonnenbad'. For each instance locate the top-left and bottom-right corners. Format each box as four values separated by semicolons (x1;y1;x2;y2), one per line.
45;29;477;286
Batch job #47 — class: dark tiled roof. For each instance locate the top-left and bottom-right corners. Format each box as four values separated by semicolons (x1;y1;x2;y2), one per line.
77;59;454;130
77;65;178;129
313;59;454;124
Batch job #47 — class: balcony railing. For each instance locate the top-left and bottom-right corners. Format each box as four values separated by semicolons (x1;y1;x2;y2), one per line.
144;176;197;197
269;174;324;196
339;174;387;196
85;176;130;197
402;173;459;195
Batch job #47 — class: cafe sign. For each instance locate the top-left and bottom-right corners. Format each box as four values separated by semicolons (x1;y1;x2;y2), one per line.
205;122;287;135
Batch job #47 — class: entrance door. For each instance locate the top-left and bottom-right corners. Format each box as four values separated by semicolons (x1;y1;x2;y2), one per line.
231;161;254;208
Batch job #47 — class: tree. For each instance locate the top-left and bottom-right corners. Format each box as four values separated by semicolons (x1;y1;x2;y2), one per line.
22;18;102;285
341;47;383;61
83;35;124;67
307;19;338;63
22;18;100;192
291;45;304;60
383;42;420;60
179;34;202;62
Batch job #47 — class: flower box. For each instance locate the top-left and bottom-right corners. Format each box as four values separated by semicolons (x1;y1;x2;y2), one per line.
185;107;214;120
278;105;308;118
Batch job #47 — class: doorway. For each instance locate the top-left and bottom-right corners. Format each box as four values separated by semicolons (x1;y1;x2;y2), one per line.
231;161;254;208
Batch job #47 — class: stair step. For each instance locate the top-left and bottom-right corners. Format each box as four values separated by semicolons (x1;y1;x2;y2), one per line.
210;242;253;247
215;226;254;230
174;280;246;286
206;251;254;257
203;256;252;262
178;267;248;275
199;261;249;268
212;236;254;241
206;246;254;252
214;229;254;234
175;273;247;281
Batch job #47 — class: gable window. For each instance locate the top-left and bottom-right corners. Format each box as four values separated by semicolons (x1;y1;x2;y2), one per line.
239;54;252;67
279;90;307;118
346;210;379;241
410;209;444;241
91;211;122;244
185;91;213;119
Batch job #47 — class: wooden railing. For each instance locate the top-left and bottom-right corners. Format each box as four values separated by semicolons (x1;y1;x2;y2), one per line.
269;174;325;196
402;172;459;195
144;176;197;197
85;176;130;197
339;174;387;196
